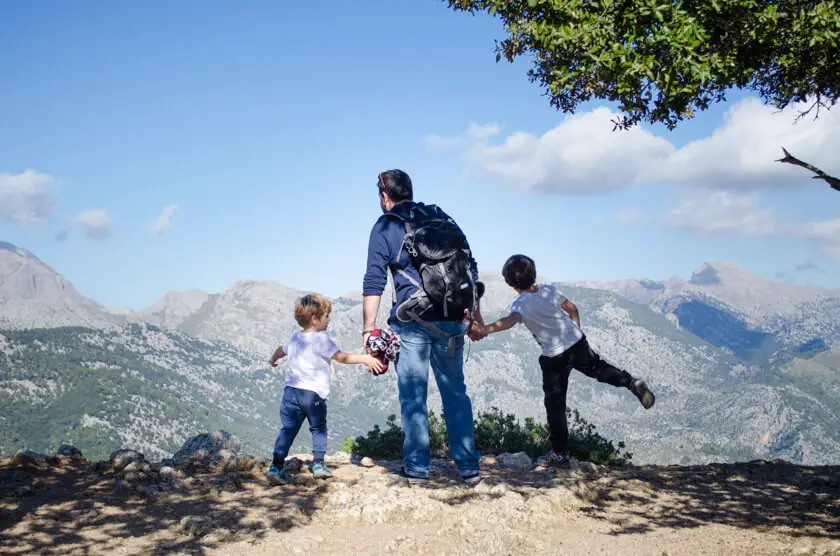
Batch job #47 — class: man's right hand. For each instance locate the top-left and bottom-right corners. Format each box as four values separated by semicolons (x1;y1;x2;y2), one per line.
468;320;486;341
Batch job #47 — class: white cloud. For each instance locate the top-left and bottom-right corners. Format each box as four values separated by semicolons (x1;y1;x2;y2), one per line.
653;98;840;189
429;98;840;194
429;108;675;195
618;191;840;260
0;170;57;226
425;123;502;152
664;192;780;236
800;215;840;259
148;204;179;237
73;209;111;240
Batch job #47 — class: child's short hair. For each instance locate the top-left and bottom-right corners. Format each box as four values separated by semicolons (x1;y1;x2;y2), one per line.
502;254;537;291
294;293;332;327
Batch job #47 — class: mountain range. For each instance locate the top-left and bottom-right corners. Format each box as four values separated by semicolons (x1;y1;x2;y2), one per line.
1;241;839;465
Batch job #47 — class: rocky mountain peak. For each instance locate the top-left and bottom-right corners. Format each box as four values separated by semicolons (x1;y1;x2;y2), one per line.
0;240;121;329
0;240;77;302
0;241;41;261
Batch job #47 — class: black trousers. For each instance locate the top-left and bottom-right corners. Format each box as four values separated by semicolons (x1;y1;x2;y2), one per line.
538;336;632;454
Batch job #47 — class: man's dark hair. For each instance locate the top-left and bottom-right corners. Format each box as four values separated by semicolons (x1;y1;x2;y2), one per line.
378;169;413;202
502;254;537;291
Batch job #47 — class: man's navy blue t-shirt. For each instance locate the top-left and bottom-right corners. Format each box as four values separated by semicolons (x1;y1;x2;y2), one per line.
362;201;479;323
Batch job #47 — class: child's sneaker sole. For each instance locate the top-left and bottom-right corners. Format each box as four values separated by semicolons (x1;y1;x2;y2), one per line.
631;379;655;409
311;468;333;479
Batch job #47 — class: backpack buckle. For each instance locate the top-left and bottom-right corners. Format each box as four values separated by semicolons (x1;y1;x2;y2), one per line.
404;236;418;257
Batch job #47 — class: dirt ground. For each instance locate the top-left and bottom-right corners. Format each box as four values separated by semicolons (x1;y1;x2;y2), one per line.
1;455;838;555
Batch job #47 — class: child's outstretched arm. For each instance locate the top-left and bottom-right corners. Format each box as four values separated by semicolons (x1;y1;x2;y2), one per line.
332;351;384;373
483;312;523;335
268;346;286;367
561;299;581;327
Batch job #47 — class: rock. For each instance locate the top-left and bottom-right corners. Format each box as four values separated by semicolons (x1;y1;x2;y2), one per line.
204;527;233;544
328;451;352;465
209;449;238;472
173;431;241;466
159;466;183;480
121;461;142;473
109;449;146;471
359;457;376;468
570;460;600;474
254;456;270;468
236;455;258;472
293;472;316;485
480;455;498;466
13;449;49;469
216;472;245;490
180;515;213;538
141;485;163;499
498;452;532;469
57;443;84;459
49;455;75;468
285;458;304;473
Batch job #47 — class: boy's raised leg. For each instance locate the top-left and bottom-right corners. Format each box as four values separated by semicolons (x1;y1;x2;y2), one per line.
570;337;655;409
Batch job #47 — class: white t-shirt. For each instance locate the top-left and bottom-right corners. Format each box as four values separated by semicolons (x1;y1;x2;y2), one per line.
283;330;340;400
510;284;584;357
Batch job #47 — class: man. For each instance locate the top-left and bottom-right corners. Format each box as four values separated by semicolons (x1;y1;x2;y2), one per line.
362;169;484;484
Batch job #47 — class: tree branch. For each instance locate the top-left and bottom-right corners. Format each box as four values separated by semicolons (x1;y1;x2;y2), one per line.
776;148;840;193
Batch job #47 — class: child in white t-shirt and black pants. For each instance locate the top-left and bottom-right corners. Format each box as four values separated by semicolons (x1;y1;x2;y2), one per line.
480;254;655;468
267;293;383;483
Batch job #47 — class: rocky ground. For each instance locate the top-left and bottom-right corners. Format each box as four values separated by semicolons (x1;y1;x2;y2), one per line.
1;433;838;556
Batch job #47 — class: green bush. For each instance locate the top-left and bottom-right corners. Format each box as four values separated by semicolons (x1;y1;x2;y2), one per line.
345;406;632;466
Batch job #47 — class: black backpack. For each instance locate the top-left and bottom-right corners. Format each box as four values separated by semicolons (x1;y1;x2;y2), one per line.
389;204;478;321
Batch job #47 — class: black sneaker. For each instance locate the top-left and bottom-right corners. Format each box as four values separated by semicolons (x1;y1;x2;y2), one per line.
398;467;429;485
630;379;655;409
462;473;482;485
536;451;571;468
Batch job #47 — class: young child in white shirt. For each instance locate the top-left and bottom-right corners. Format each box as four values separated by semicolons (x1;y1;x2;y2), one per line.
267;293;382;483
480;254;655;468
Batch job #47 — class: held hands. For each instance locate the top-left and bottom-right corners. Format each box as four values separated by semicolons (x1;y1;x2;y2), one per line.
268;357;279;368
362;354;386;375
468;320;487;341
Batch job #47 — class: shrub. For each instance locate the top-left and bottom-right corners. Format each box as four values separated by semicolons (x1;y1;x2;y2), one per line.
345;406;632;466
339;437;355;454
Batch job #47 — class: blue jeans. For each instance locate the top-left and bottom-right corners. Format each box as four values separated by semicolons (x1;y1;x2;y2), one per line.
272;386;327;467
390;319;480;479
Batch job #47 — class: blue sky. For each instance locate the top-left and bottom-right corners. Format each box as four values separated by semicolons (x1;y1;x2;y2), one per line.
2;0;838;309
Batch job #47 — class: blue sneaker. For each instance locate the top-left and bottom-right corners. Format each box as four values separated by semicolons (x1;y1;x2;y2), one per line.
266;464;288;484
311;462;333;479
